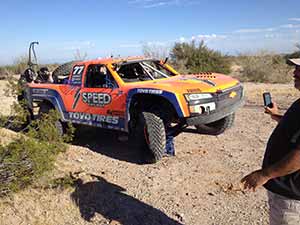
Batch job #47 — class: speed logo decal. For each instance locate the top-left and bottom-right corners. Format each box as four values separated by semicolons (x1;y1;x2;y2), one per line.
82;92;112;107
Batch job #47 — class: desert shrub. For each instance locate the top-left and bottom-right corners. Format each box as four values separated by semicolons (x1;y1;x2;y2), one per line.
233;52;293;83
0;79;74;197
0;136;64;196
0;111;68;196
12;55;28;75
170;40;231;74
0;53;59;78
0;67;10;80
0;55;28;76
0;66;17;77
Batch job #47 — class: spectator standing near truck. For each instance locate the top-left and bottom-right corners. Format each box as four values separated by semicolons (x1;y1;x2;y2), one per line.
241;58;300;224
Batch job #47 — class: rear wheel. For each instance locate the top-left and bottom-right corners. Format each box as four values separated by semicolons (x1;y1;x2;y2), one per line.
131;111;166;163
195;113;235;135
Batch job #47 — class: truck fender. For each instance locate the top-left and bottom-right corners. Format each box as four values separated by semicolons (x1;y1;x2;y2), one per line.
125;88;184;131
30;88;67;121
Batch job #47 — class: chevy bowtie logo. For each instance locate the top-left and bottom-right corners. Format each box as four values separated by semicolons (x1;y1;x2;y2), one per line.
229;91;237;98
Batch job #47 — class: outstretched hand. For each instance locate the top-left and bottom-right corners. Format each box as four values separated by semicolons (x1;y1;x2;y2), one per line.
264;102;278;116
241;170;270;192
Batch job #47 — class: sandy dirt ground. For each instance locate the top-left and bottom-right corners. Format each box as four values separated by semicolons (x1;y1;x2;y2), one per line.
0;80;299;225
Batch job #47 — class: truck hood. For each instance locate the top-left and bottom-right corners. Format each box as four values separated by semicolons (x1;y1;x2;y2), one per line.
126;73;240;94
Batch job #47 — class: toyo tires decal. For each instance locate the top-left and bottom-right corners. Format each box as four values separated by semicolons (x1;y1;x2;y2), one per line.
66;111;125;131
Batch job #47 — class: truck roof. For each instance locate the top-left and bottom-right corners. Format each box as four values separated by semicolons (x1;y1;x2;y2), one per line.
79;56;155;65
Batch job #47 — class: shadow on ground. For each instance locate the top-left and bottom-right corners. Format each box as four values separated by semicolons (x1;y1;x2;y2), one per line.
71;125;145;165
70;175;183;225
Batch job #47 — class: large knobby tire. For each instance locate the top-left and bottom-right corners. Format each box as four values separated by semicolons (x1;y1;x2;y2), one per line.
52;61;77;84
133;111;166;163
38;103;64;136
195;113;235;135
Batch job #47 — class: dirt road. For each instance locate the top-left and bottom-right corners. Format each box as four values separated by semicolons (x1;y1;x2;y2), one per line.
0;81;299;225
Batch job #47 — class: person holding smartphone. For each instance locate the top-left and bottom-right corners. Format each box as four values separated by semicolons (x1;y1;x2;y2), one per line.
241;58;300;224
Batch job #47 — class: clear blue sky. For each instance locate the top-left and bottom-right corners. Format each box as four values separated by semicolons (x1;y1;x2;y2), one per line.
0;0;299;65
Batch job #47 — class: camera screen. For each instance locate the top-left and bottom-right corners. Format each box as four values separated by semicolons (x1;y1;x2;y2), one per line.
263;92;272;107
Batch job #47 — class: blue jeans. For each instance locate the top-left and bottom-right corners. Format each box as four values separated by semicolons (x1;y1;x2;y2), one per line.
165;134;175;156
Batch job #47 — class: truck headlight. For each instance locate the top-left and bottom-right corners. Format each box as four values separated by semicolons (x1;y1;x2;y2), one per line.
184;93;213;101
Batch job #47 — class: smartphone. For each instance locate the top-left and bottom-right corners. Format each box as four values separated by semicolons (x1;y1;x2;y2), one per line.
263;92;273;108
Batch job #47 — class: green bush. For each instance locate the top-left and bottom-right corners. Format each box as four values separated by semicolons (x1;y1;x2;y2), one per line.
0;116;67;197
0;136;64;196
233;52;292;83
170;41;231;74
0;80;74;197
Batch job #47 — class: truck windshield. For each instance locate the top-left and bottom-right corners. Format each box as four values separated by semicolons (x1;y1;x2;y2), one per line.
117;60;175;83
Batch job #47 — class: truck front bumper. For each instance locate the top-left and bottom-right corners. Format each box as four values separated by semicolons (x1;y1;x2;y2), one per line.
186;84;244;126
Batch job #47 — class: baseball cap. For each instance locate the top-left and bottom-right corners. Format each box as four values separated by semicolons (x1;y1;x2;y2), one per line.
288;58;300;66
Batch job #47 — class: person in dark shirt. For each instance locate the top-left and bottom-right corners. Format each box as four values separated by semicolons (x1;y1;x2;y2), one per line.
241;58;300;224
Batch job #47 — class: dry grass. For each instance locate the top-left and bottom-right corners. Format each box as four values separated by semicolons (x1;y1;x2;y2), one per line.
242;82;299;110
231;52;293;83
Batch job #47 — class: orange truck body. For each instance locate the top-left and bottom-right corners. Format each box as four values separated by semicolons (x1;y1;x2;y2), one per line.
26;57;243;132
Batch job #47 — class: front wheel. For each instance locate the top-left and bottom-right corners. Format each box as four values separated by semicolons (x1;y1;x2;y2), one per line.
195;113;235;135
131;111;166;163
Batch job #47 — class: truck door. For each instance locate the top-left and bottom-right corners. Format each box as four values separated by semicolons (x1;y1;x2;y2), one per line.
68;64;127;130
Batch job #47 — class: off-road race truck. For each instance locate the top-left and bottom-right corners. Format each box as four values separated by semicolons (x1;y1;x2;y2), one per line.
24;56;243;163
